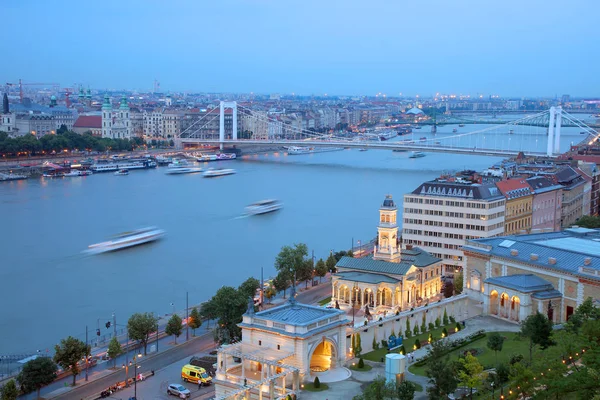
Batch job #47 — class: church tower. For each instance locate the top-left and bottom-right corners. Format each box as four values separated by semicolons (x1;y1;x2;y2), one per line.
102;94;112;138
373;195;400;261
118;96;131;138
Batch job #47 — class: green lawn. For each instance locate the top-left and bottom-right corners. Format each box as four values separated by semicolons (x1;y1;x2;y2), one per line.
318;296;332;306
411;382;424;392
408;331;550;376
362;323;457;362
303;382;329;392
349;363;373;372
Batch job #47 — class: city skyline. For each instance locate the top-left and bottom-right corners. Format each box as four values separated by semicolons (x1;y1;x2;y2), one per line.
5;0;600;97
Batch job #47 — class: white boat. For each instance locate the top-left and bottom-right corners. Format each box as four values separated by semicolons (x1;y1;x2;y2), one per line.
287;146;343;155
114;169;129;176
63;170;93;177
86;227;165;254
165;160;202;175
409;151;426;158
196;153;237;162
245;199;283;215
203;168;236;178
378;131;397;141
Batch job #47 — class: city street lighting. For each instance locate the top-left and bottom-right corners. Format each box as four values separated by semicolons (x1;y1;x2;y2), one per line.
170;302;175;315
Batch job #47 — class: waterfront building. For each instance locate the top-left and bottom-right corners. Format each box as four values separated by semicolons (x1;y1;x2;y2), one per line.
462;228;600;324
402;180;505;275
496;178;533;235
15;114;55;136
0;95;77;136
525;176;562;232
143;108;164;137
553;166;586;227
241;110;269;140
101;95;132;139
162;109;185;138
214;291;347;399
73;115;102;136
333;195;443;312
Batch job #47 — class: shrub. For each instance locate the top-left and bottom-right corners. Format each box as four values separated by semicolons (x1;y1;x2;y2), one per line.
405;329;412;338
509;354;524;365
428;333;433;343
449;315;456;324
381;339;388;348
435;317;441;328
442;327;448;338
358;357;364;368
414;339;421;349
456;322;462;332
413;324;419;336
428;322;435;330
364;320;368;326
443;308;449;325
399;345;406;355
313;376;320;388
391;328;396;337
372;336;379;350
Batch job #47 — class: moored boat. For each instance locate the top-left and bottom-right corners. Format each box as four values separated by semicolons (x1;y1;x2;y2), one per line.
114;169;129;176
203;168;236;178
287;146;343;155
165;159;202;175
86;227;165;254
90;158;156;173
63;170;93;177
0;172;28;182
409;151;426;158
245;199;283;215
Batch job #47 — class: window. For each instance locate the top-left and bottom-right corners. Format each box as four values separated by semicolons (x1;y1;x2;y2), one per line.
277;344;281;350
259;340;262;346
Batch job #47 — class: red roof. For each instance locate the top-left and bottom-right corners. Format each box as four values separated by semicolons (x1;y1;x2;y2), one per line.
496;178;532;198
74;115;102;129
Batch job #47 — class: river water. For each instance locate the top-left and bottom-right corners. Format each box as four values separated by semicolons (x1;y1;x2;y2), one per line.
0;120;592;355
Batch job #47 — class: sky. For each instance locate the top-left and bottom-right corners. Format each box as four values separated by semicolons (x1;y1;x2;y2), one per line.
4;0;600;97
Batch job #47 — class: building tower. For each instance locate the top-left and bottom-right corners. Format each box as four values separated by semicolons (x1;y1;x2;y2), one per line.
101;94;112;138
118;96;131;138
373;195;400;262
85;88;92;106
49;95;57;107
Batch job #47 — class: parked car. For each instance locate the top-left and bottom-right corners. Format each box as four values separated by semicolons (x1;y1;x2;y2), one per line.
167;384;191;398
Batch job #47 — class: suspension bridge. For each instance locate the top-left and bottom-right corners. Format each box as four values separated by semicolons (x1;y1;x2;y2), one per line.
176;103;599;158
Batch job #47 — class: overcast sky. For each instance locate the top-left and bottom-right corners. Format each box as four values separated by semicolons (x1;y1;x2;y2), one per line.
4;0;599;97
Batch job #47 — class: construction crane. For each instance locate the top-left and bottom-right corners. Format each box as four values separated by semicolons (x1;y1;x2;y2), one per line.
63;88;74;108
5;79;60;102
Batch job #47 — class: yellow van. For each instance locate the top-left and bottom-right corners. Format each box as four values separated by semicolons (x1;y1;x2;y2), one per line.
181;364;212;386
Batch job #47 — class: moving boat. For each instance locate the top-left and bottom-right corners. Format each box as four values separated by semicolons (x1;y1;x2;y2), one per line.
155;156;173;166
419;137;427;141
165;160;202;175
114;169;129;176
90;158;157;173
196;153;237;162
452;128;458;133
203;168;236;178
245;199;283;215
0;173;28;182
509;129;514;135
86;227;165;254
378;131;397;141
458;124;465;127
392;149;407;152
409;151;426;158
414;126;422;130
63;170;93;177
359;148;368;152
287;146;343;155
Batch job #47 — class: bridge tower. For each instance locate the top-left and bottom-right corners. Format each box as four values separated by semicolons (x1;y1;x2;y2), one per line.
546;106;562;156
219;101;237;149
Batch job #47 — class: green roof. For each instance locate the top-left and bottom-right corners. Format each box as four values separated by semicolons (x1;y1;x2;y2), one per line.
335;248;440;276
334;271;400;284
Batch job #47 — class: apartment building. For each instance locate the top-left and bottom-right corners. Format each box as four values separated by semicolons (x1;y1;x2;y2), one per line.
496;179;533;235
402;180;506;275
143;108;164;137
525;176;562;232
554;166;586;227
162;109;185;138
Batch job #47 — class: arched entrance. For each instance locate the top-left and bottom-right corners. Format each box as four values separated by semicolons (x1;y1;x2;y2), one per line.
510;296;520;322
500;293;509;318
340;285;350;304
489;290;499;315
309;339;337;373
364;288;374;307
382;288;392;307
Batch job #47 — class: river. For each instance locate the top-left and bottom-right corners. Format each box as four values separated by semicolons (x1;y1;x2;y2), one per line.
0;119;591;356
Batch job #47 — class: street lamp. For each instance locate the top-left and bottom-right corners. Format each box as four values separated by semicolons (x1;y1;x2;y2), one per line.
124;353;142;399
170;302;175;315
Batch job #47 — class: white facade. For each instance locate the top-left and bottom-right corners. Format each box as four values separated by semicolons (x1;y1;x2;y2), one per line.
403;182;506;274
101;95;132;139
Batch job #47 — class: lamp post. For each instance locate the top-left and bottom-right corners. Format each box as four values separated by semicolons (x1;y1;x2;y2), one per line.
352;283;359;326
170;302;175;315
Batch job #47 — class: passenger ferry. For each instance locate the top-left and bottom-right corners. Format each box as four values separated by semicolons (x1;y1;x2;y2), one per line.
409;151;426;158
90;158;157;173
165;160;202;175
245;199;283;215
195;153;237;162
155;156;173;166
287;146;343;155
86;227;165;254
203;168;236;178
0;173;28;182
63;170;93;177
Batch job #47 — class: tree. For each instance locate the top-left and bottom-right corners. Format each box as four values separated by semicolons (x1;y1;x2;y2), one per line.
520;312;555;365
272;271;290;299
574;215;600;229
53;336;90;386
166;314;183;344
315;258;327;282
442;308;449;325
353;376;397;400
107;337;122;368
487;332;505;364
17;357;57;399
426;341;458;400
458;352;486;398
127;312;159;355
421;313;427;333
206;285;247;343
188;307;202;336
325;253;337;273
297;258;314;289
397;380;417;400
0;379;19;400
264;286;276;303
346;250;354;258
355;333;362;356
443;281;454;298
509;362;534;398
313;376;320;389
453;271;463;294
405;319;412;338
274;243;309;279
238;277;260;300
358;357;364;368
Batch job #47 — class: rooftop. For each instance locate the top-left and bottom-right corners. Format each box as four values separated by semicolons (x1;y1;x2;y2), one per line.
464;228;600;276
495;178;533;199
336;247;440;276
334;271;399;284
411;180;504;201
251;302;343;326
484;274;554;292
73;115;102;128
